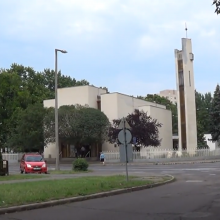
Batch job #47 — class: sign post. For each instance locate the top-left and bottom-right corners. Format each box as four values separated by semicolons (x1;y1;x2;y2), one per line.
118;117;132;181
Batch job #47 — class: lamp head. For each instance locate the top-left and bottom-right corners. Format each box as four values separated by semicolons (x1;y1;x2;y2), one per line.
55;49;68;53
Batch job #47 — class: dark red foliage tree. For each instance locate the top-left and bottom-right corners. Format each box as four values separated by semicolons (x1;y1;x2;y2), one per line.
213;0;220;14
108;109;162;147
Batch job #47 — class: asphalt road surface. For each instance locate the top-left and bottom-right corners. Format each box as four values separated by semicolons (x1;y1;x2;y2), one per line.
1;162;220;219
8;162;220;177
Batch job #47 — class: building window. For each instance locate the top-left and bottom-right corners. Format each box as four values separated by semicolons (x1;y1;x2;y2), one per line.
189;71;191;86
179;70;184;86
97;101;101;110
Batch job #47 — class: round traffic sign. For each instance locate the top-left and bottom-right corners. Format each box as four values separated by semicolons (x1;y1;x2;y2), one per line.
118;129;132;144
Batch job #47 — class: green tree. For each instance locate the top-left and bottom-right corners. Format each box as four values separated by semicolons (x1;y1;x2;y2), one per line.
44;105;110;148
213;0;220;14
0;71;29;147
42;69;90;99
108;109;162;147
0;63;95;150
7;103;46;152
77;107;110;145
5;64;50;103
195;91;213;148
195;91;206;148
203;92;213;133
99;87;109;93
210;84;220;143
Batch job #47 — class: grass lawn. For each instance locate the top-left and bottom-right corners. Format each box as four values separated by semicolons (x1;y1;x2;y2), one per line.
49;170;92;174
0;174;49;182
0;175;170;208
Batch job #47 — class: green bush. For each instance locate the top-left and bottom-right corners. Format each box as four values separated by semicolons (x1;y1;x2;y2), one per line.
0;151;2;161
73;158;89;171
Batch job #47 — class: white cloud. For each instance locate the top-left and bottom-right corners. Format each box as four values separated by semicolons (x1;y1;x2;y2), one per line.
139;35;161;50
1;0;219;47
114;72;172;96
0;0;219;96
55;0;115;12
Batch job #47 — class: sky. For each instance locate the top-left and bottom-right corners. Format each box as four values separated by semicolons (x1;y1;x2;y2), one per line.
0;0;219;97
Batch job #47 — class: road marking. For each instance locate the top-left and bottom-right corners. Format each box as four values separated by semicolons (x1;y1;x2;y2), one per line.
210;174;216;175
186;180;203;182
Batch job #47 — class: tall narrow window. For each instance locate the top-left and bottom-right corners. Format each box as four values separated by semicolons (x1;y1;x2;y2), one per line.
189;71;191;86
179;70;184;86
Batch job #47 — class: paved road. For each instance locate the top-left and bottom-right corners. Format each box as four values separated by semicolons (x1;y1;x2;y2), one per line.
8;162;220;176
1;163;220;219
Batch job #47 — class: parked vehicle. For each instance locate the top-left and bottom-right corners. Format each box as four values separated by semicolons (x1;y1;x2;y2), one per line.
20;153;47;174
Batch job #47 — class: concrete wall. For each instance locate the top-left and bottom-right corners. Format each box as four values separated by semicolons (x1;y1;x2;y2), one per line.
139;106;172;150
43;85;107;108
43;85;107;158
100;93;119;122
101;93;170;151
43;87;172;157
175;38;197;151
182;38;197;151
44;142;56;159
174;49;182;151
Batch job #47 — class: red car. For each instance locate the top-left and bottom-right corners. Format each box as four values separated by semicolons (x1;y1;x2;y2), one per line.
20;153;47;174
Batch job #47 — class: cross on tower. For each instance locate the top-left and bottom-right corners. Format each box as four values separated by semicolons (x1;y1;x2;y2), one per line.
185;23;188;38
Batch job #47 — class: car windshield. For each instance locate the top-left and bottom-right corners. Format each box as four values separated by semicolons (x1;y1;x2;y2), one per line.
25;156;43;162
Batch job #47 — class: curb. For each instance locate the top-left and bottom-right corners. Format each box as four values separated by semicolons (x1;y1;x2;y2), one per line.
42;160;220;166
0;175;175;215
153;160;220;165
109;160;220;166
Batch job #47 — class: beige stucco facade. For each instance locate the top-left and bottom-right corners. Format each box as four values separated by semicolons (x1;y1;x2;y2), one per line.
43;86;107;109
101;93;172;151
139;105;172;150
43;85;172;158
174;38;197;152
43;86;107;158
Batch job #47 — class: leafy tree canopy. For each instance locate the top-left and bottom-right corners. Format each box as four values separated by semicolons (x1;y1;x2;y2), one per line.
210;84;220;142
7;103;46;152
213;0;220;14
195;90;212;148
108;109;162;147
138;94;178;135
44;105;110;148
0;63;92;150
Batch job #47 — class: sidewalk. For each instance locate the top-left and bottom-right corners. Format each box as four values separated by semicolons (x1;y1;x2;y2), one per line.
124;159;220;166
0;171;166;184
43;158;220;165
88;159;220;166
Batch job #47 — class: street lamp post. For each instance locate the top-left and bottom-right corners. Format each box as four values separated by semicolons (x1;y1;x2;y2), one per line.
55;49;67;171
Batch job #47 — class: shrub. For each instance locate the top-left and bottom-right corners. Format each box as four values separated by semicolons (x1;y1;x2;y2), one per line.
0;151;2;161
73;158;89;171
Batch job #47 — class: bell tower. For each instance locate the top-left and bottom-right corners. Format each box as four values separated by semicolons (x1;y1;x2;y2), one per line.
174;38;197;151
